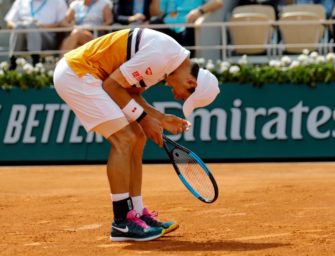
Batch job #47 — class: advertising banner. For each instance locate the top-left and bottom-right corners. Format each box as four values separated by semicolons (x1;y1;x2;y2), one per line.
1;83;335;163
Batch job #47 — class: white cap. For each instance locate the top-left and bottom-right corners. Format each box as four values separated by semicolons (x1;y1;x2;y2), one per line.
183;68;220;117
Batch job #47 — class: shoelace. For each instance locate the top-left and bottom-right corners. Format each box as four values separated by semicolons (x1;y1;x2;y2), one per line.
142;208;164;227
143;209;158;219
127;210;150;229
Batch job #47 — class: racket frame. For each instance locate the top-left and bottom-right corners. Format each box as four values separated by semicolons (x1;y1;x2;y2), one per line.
162;135;219;203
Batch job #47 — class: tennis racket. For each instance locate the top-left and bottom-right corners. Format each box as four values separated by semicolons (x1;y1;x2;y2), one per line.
162;135;219;203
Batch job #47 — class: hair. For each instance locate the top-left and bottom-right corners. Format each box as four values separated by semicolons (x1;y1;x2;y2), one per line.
191;63;200;79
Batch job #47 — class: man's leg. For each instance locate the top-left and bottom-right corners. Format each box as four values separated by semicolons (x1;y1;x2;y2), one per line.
24;23;42;65
105;123;164;241
125;123;179;234
60;29;94;53
8;24;27;70
106;124;136;195
128;122;146;197
182;27;195;57
127;122;146;215
26;23;42;52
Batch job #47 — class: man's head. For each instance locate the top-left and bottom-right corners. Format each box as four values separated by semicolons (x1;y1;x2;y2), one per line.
165;59;220;117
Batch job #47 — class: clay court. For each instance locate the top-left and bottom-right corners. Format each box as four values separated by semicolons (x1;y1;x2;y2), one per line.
1;163;334;256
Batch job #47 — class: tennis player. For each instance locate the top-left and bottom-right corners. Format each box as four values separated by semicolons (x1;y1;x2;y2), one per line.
53;28;219;242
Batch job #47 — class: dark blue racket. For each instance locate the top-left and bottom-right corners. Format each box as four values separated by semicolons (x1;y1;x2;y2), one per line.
163;135;218;203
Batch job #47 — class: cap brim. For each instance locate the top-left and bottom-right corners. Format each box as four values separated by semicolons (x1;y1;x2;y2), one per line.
183;95;196;118
183;68;220;117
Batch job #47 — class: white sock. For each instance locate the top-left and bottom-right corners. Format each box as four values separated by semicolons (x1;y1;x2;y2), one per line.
131;195;144;215
111;192;129;202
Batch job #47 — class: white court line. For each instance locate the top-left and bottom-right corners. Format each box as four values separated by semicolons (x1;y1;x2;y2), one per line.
233;232;291;241
233;229;326;241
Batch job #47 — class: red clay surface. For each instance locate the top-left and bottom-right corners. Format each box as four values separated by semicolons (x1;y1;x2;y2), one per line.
1;163;335;256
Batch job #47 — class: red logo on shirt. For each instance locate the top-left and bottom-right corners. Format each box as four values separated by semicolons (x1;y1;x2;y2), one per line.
132;71;143;81
145;67;152;75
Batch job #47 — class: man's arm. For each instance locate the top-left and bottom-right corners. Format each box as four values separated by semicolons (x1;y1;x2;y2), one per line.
127;88;191;135
6;20;16;29
103;4;113;25
104;69;190;136
199;0;224;14
102;68;164;146
103;69;136;108
127;88;165;120
186;0;224;23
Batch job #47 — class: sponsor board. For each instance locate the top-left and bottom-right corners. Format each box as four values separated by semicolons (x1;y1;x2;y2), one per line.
0;84;335;162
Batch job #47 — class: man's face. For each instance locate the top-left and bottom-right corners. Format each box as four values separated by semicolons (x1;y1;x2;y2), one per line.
165;72;196;101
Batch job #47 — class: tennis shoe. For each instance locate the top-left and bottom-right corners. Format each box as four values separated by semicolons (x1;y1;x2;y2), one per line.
110;209;165;242
141;208;179;234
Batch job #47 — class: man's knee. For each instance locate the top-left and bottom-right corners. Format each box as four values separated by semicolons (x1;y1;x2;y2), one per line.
70;28;81;38
128;122;147;148
108;126;138;152
135;129;147;148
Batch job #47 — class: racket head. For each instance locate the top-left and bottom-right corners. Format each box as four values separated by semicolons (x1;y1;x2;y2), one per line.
163;135;219;203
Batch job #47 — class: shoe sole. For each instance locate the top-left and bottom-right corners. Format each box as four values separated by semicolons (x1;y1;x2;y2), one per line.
110;230;165;242
164;223;179;234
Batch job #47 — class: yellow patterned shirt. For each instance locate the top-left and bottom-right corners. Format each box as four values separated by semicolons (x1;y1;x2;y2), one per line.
65;29;129;80
65;28;189;88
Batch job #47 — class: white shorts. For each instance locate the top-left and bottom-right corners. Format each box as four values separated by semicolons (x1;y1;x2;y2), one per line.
53;58;129;135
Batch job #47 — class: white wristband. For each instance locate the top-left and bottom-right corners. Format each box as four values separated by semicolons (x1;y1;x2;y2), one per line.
122;99;144;122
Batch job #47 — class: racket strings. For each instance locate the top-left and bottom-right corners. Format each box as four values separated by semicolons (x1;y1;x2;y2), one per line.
172;149;215;201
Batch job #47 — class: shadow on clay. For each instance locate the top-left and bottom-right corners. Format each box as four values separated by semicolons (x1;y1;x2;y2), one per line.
123;236;290;252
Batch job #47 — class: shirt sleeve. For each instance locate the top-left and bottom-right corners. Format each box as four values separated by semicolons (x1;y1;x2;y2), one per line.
119;47;165;88
119;32;189;88
56;0;69;22
4;0;20;22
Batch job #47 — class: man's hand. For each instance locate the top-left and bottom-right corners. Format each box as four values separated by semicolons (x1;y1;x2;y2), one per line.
186;8;203;23
138;114;163;147
161;114;191;135
129;13;146;23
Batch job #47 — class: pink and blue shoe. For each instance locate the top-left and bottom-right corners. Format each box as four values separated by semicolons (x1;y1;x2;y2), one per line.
110;210;165;241
140;208;179;234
